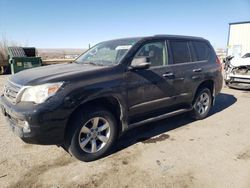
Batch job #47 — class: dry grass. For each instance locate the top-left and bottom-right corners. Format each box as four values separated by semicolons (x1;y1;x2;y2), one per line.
0;35;19;66
0;36;9;65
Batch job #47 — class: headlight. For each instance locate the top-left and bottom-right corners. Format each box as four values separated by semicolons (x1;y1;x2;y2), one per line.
21;82;63;104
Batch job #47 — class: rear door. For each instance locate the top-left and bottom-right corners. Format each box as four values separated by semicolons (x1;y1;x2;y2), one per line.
189;40;217;92
167;39;198;106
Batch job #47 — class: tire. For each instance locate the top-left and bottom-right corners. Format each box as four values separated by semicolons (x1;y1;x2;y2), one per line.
66;107;118;162
5;65;11;74
190;88;212;120
0;65;11;75
0;66;4;75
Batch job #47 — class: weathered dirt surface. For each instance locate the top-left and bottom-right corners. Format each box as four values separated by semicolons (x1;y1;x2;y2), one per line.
0;75;249;188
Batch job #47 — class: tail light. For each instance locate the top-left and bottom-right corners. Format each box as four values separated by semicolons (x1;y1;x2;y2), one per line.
216;56;222;71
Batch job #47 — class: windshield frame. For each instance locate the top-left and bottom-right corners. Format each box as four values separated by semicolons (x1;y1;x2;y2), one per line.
74;38;141;66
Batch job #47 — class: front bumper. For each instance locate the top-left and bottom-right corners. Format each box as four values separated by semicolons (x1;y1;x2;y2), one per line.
227;82;250;90
225;74;250;90
0;95;69;145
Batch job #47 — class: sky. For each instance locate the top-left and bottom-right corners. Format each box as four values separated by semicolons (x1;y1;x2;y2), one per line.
0;0;250;49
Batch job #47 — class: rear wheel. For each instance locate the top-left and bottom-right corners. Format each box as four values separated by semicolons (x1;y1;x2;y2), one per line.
190;88;212;120
66;107;118;162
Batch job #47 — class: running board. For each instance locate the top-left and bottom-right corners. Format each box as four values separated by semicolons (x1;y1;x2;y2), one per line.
128;108;192;128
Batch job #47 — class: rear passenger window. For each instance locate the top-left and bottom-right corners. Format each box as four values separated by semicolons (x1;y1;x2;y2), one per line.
170;41;191;64
192;41;210;61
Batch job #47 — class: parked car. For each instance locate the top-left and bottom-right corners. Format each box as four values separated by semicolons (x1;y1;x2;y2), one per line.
0;35;223;161
224;53;250;89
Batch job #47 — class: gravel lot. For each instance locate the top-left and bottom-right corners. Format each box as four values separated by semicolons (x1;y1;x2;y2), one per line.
0;75;249;188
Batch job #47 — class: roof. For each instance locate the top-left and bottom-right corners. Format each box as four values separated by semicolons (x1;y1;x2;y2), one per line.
106;35;205;43
229;21;250;25
152;34;204;40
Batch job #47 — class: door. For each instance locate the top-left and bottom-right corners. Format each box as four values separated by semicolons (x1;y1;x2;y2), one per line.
189;40;218;94
126;40;177;121
167;40;198;106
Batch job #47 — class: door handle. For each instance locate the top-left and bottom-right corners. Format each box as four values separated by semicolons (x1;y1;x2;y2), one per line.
193;68;202;73
163;72;174;77
163;72;174;78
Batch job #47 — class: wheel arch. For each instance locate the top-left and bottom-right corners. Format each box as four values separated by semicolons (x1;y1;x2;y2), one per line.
193;80;215;105
64;95;127;143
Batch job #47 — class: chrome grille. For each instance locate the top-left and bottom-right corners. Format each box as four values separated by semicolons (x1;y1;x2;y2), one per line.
4;81;22;104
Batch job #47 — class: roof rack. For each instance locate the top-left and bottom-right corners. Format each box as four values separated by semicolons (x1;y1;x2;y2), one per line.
153;34;204;40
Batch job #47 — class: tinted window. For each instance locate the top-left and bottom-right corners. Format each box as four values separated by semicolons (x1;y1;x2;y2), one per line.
192;41;210;61
170;41;191;64
133;41;167;67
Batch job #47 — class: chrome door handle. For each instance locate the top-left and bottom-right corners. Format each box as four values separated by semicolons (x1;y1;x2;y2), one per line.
193;68;202;73
163;72;174;77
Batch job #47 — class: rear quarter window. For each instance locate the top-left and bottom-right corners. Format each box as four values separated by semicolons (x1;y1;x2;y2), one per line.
192;41;211;61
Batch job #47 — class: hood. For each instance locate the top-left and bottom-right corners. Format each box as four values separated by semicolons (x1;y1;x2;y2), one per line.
231;57;250;67
10;63;105;86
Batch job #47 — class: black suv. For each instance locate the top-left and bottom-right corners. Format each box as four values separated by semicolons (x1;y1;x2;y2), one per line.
0;35;223;161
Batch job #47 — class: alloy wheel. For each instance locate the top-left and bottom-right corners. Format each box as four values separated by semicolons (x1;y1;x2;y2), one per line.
195;92;210;115
78;117;110;153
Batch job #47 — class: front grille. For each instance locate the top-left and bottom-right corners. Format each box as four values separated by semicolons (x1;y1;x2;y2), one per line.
4;81;22;104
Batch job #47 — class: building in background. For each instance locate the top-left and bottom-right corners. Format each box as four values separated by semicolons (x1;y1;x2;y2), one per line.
227;21;250;57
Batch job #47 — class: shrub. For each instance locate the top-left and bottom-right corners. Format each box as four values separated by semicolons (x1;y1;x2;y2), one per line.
0;36;9;65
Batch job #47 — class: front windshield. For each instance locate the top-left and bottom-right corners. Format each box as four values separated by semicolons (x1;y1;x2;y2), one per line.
75;38;140;65
242;53;250;58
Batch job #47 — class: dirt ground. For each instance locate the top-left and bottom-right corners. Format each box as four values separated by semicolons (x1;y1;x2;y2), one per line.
0;75;249;188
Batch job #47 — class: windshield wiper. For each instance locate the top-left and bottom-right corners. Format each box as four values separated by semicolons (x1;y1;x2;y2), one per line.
75;61;99;66
84;61;98;65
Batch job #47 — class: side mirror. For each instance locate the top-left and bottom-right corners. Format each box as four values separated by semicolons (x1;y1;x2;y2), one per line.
130;57;151;70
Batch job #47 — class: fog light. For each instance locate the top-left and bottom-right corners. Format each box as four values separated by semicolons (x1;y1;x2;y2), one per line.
23;121;31;133
18;120;31;133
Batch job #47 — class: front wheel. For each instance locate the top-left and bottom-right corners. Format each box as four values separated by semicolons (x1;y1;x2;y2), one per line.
66;107;118;162
190;88;212;120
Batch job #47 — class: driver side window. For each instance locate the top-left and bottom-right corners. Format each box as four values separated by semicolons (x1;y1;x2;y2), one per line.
133;41;167;67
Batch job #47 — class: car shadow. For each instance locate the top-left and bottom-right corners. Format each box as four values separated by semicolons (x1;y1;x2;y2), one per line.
107;92;237;156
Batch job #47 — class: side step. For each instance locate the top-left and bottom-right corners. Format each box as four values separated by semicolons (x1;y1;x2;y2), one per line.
128;108;192;128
